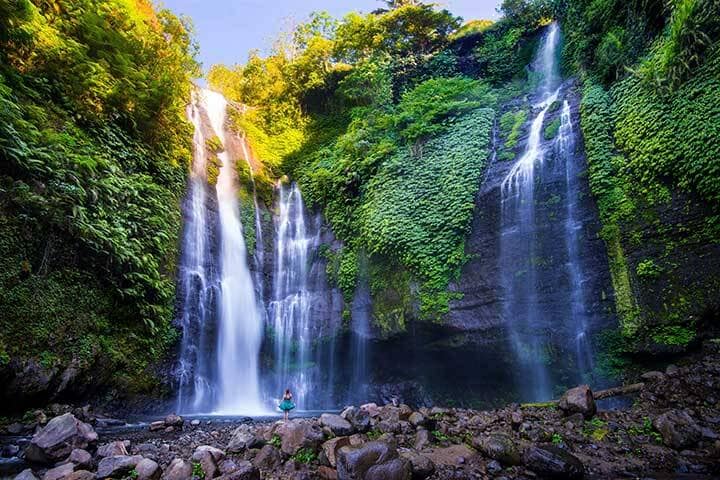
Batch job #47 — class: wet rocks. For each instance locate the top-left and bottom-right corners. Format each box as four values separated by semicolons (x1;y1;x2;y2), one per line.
227;425;262;453
320;414;354;437
135;458;160;480
653;410;702;449
336;441;410;480
15;469;39;480
97;442;128;458
277;420;324;456
215;461;258;480
252;445;282;471
522;445;584;479
191;446;225;479
160;459;191;480
25;414;98;464
322;437;351;468
43;462;75;480
96;455;142;479
473;433;521;466
558;385;596;419
398;449;434;479
68;449;93;469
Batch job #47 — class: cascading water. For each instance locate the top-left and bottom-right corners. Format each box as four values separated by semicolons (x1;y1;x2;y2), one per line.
176;88;265;415
239;139;266;303
269;182;339;410
175;91;217;413
499;22;595;400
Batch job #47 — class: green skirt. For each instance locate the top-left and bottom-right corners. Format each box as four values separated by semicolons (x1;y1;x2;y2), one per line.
279;399;296;412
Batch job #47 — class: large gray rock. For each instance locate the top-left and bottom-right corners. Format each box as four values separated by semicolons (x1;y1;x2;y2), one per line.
398;449;434;479
320;414;354;437
96;455;142;479
277;420;324;456
135;458;160;480
414;430;430;451
65;470;95;480
252;445;281;471
558;385;596;419
522;445;584;479
337;441;410;480
68;449;92;469
43;463;74;480
163;415;183;428
15;469;39;480
191;446;226;479
653;410;702;449
227;426;262;453
24;414;98;464
322;437;350;468
215;461;259;480
473;433;521;466
160;459;192;480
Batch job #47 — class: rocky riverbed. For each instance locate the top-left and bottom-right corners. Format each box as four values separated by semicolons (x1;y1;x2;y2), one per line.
2;346;720;480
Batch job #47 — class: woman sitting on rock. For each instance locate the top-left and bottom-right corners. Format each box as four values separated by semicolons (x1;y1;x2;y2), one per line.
279;389;295;421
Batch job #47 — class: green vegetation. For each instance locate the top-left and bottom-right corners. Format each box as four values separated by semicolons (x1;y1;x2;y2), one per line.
543;118;560;140
0;0;197;395
500;108;528;150
568;0;720;353
191;462;205;480
291;448;318;464
269;434;282;448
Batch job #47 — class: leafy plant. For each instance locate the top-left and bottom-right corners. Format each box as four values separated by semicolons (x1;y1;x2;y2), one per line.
291;447;317;464
192;462;205;480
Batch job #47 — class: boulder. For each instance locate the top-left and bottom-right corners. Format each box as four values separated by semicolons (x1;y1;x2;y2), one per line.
191;445;226;479
322;437;350;468
473;433;521;466
215;461;259;480
43;463;74;480
359;404;380;418
24;414;98;464
398;405;413;421
414;430;430;451
320;414;354;437
96;455;142;479
252;445;281;471
163;415;183;428
227;426;262;453
337;441;410;480
135;459;160;480
97;442;128;458
68;449;92;469
522;445;584;479
558;385;596;419
407;412;425;428
364;458;411;480
653;410;702;449
277;420;324;456
160;459;192;480
15;469;39;480
398;449;435;479
65;471;95;480
317;465;338;480
342;408;371;434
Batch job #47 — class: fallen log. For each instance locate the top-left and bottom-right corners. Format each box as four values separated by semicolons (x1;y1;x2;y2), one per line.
520;382;646;408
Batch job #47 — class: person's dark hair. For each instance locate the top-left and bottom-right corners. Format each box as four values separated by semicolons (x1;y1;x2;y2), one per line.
285;388;290;395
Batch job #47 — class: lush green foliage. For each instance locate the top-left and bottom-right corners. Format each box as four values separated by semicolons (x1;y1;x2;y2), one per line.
0;0;197;390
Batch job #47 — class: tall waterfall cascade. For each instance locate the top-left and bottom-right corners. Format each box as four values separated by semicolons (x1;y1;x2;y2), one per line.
176;88;266;415
499;22;596;401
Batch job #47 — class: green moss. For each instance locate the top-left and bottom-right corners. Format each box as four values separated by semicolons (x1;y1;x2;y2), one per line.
635;259;661;280
499;108;528;150
651;325;695;346
543;118;561;140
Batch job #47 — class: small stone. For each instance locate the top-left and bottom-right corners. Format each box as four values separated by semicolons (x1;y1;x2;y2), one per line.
641;371;665;383
408;412;425;427
190;420;201;427
510;411;523;430
215;461;259;480
320;414;354;437
666;364;679;375
487;460;502;474
317;465;337;480
163;427;174;434
473;434;521;466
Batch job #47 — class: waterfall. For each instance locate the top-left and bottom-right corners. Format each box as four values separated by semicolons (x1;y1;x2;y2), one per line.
269;182;322;410
176;88;265;415
175;92;217;413
498;22;598;401
557;100;595;377
239;139;266;303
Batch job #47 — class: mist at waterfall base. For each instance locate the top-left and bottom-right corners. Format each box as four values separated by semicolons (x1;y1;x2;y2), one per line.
173;22;614;415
